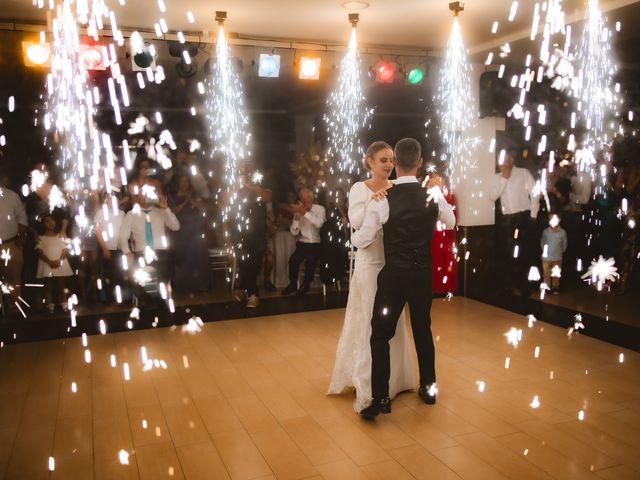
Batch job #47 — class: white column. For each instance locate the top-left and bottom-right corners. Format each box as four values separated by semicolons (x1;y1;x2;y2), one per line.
453;66;505;227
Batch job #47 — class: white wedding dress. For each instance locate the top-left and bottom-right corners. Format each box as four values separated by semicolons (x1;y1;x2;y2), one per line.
328;181;416;412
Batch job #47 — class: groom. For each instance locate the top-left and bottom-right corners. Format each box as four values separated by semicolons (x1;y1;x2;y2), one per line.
351;138;455;419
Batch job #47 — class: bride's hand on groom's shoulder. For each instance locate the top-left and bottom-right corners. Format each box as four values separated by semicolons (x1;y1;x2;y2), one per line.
371;189;388;202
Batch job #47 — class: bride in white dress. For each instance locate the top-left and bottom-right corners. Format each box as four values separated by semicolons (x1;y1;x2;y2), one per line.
328;141;415;412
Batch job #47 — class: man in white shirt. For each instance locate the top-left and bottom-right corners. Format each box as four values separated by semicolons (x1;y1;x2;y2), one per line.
352;138;455;419
120;190;180;301
282;189;326;295
0;181;28;315
489;152;538;294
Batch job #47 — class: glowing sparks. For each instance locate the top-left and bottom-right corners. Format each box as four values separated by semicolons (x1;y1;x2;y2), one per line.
204;25;251;224
118;450;130;465
581;256;619;287
505;327;523;347
578;410;585;421
324;27;372;183
476;380;486;392
575;0;618;147
183;316;204;334
568;313;585;336
529;395;541;408
435;16;476;187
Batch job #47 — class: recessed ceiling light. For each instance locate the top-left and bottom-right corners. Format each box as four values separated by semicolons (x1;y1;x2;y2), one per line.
342;1;369;10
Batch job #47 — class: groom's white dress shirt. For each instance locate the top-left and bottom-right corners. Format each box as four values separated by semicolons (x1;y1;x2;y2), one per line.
351;176;456;249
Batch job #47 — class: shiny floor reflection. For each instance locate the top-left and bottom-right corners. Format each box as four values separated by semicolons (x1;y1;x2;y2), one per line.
0;297;638;479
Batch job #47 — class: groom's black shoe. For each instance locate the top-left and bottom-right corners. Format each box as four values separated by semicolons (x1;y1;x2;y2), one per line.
418;384;437;405
281;284;297;295
359;396;391;420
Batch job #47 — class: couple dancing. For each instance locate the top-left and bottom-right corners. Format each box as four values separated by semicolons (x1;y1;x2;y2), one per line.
328;138;455;419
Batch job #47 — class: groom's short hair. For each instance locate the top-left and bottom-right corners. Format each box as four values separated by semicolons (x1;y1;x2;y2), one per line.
394;138;422;170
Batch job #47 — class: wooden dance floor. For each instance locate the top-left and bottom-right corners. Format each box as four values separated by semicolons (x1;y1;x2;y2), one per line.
0;297;638;480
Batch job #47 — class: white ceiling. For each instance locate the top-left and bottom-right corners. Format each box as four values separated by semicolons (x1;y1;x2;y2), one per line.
2;0;639;52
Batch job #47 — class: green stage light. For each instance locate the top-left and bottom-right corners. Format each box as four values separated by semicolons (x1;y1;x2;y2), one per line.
407;67;424;85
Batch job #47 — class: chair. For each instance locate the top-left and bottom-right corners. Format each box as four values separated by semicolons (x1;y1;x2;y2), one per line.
209;248;235;290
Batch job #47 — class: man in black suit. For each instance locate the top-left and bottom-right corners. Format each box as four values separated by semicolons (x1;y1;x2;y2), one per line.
351;138;456;419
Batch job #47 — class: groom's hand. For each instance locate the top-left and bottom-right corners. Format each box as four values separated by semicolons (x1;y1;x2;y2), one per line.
426;186;444;205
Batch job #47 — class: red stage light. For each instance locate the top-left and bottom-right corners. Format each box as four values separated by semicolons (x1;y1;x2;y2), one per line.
80;45;107;70
375;61;396;83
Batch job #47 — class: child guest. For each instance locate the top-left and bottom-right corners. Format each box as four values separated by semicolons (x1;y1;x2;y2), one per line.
540;213;567;294
36;213;73;314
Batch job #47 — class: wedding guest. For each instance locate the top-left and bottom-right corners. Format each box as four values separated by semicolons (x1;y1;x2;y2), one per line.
540;213;567;294
119;186;180;305
282;188;326;295
24;165;70;306
273;191;298;288
489;151;539;295
428;173;458;294
231;171;267;308
168;172;209;293
0;176;28;315
95;191;127;303
36;213;73;315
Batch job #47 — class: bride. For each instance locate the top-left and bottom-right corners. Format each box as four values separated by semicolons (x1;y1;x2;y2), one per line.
328;141;415;412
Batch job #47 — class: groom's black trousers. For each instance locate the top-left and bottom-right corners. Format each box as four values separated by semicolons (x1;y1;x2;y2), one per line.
370;264;435;400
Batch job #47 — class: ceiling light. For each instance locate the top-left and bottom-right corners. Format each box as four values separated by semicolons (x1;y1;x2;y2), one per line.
407;67;424;85
22;41;51;67
375;61;396;83
80;45;108;70
259;53;280;78
341;2;369;10
299;57;321;80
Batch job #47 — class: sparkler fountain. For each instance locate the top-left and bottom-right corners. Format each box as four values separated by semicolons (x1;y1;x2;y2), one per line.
324;13;373;186
435;2;476;188
204;11;252;230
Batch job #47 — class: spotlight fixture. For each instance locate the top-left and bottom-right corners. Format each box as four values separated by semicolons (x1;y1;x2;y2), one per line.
258;53;280;78
79;44;108;70
375;60;396;83
130;32;156;71
406;66;425;85
299;56;321;80
22;41;51;67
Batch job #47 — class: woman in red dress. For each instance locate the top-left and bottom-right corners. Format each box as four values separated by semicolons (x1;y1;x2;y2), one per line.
428;174;458;294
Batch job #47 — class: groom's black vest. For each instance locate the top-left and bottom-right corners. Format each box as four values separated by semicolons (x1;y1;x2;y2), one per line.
383;182;439;270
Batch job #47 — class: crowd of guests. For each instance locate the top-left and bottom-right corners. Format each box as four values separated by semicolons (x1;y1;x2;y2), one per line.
0;150;463;317
491;149;640;296
0;153;358;316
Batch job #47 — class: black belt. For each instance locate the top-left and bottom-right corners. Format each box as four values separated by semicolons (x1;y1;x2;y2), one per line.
502;210;530;217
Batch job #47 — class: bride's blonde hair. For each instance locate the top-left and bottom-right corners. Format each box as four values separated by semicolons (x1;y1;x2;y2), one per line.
363;141;393;171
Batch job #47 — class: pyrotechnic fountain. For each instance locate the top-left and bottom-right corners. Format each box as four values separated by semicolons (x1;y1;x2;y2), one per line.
204;11;252;230
324;13;373;185
435;2;476;187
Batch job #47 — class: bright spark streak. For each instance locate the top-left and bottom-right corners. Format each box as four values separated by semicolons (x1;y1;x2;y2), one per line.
324;27;372;183
581;255;619;286
436;17;476;187
530;395;541;408
204;26;251;225
575;0;618;147
505;327;523;347
183;316;204;334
